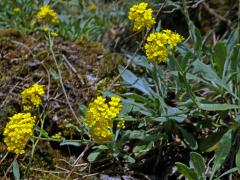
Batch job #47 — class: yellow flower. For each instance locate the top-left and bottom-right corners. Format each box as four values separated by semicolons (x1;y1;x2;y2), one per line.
21;84;45;110
50;32;58;37
128;2;155;31
52;132;62;139
4;113;36;154
43;26;49;32
42;26;58;37
13;7;21;13
89;5;97;12
117;118;125;129
36;5;60;24
85;96;122;143
89;123;112;143
145;30;184;63
162;30;185;49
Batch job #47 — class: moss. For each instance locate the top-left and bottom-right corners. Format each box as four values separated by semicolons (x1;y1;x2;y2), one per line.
96;52;125;78
75;35;104;63
55;118;80;137
0;28;23;39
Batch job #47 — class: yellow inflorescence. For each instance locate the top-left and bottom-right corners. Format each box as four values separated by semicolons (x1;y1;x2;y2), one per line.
50;31;58;37
145;30;184;63
89;5;97;12
13;7;21;13
117;118;125;129
52;132;62;139
21;84;45;111
85;96;123;143
4;113;36;154
128;2;155;31
36;5;60;24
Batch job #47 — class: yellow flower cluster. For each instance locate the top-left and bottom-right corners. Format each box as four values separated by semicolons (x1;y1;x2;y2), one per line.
89;5;97;12
145;30;184;63
85;96;123;143
21;84;45;111
52;132;62;139
4;113;36;154
128;2;155;31
117;118;125;129
42;26;58;37
13;7;21;13
36;5;59;24
50;31;58;37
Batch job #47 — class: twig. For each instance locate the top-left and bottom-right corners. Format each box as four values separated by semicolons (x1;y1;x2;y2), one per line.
202;2;230;24
11;40;35;58
153;141;162;173
133;172;152;180
49;41;82;126
191;0;205;8
2;155;18;180
82;173;99;178
29;168;68;174
62;54;85;85
40;62;51;100
0;153;8;166
11;40;51;100
121;31;141;45
0;82;19;108
65;144;90;179
107;0;167;90
205;155;215;176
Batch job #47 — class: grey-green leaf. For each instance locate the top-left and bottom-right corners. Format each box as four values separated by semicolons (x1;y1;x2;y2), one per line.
131;55;150;69
176;162;198;180
167;107;187;123
123;155;136;164
197;103;240;111
93;145;109;150
226;27;239;53
13;159;20;180
236;146;240;173
190;152;205;179
230;44;240;72
210;129;232;180
213;42;227;77
179;127;198;150
118;65;154;96
188;21;202;51
87;151;101;162
60;142;81;147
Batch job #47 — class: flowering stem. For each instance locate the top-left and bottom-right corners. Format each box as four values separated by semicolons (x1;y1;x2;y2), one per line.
170;53;197;105
152;64;167;115
25;112;46;177
48;35;82;126
32;136;94;144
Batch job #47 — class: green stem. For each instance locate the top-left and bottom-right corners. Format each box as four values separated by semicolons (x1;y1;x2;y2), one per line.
32;136;94;144
171;53;197;105
25;110;46;177
152;64;167;115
